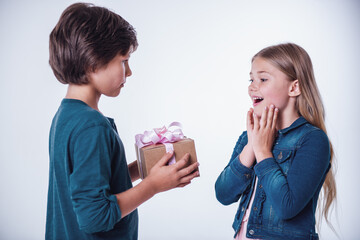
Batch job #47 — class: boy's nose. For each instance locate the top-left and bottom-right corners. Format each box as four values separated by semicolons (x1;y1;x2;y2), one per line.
126;67;132;77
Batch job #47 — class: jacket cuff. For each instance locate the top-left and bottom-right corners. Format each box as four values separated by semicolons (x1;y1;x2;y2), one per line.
254;157;278;178
230;155;254;180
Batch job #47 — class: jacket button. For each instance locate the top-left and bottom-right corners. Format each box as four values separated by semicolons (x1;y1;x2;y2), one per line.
249;229;255;235
241;207;245;211
253;207;258;211
278;151;283;160
259;184;263;188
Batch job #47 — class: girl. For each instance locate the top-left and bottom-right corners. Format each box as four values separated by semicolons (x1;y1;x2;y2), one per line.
215;43;336;240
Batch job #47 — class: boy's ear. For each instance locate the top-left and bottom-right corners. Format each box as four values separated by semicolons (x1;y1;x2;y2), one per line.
289;80;301;97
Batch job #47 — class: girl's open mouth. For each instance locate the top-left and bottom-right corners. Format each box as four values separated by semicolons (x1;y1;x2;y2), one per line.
253;96;264;105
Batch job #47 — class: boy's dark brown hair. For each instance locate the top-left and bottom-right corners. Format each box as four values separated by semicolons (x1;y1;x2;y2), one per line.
49;3;138;84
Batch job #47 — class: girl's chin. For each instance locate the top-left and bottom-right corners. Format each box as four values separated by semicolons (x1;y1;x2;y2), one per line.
253;106;263;116
254;110;262;117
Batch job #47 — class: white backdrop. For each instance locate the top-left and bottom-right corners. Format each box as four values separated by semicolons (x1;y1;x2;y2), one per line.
1;0;359;239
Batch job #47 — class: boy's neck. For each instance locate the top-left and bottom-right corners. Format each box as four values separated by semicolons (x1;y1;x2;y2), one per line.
65;84;101;111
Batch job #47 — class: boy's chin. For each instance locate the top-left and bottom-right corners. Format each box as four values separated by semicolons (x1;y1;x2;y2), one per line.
105;90;121;97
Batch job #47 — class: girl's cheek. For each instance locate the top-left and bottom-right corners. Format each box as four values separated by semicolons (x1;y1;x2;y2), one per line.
267;92;284;107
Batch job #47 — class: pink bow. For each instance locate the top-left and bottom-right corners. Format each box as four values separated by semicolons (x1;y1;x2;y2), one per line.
135;122;185;148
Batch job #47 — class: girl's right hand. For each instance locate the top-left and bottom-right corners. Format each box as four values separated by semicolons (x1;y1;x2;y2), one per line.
246;108;255;148
238;108;256;168
146;152;200;194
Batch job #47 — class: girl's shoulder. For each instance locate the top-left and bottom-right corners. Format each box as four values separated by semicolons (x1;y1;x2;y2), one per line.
301;121;328;139
302;124;329;144
294;122;329;150
277;118;329;150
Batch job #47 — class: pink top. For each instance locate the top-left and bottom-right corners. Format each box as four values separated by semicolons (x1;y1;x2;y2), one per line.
235;177;260;240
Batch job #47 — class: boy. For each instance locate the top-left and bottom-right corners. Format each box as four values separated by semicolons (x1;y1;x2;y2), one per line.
46;3;199;239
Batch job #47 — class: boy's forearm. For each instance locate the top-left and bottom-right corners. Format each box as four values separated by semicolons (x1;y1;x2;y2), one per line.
118;153;199;218
115;178;156;219
128;160;140;182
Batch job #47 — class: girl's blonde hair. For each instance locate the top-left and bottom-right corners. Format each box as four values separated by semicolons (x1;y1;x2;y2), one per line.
253;43;336;228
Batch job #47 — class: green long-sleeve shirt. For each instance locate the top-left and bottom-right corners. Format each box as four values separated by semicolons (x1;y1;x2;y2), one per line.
46;99;138;239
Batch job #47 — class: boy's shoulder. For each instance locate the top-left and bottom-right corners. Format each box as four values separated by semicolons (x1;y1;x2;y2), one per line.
55;99;111;133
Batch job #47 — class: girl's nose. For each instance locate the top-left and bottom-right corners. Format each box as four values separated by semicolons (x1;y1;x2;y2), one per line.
248;81;258;91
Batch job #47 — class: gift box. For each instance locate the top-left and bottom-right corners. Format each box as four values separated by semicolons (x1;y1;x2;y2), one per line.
135;122;198;179
135;138;197;179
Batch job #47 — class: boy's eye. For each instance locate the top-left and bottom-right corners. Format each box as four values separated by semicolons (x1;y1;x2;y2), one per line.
249;79;253;83
260;78;267;82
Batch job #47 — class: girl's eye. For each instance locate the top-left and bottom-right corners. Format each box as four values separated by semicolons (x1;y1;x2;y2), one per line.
249;79;254;83
260;78;267;82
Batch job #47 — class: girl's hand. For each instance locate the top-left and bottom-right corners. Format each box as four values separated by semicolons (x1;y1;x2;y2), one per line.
238;108;256;168
146;152;200;194
252;105;279;162
246;108;255;147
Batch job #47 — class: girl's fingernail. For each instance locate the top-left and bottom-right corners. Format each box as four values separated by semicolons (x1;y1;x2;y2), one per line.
265;106;268;110
275;108;279;112
270;104;274;108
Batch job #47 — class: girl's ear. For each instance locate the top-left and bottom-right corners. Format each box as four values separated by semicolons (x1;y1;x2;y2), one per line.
289;80;301;97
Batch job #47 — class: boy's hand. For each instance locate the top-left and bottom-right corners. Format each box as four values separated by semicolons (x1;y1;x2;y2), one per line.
146;152;200;194
115;152;199;219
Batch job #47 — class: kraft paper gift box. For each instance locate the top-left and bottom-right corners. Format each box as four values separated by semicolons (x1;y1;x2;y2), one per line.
135;122;198;179
135;138;198;179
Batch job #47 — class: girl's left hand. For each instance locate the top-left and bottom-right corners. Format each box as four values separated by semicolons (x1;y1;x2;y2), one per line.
251;105;279;162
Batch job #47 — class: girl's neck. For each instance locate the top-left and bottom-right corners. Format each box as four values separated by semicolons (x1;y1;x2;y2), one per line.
276;108;300;130
65;84;101;112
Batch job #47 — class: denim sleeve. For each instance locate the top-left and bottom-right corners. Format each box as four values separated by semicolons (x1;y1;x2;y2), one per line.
254;129;330;220
70;125;121;234
215;132;254;205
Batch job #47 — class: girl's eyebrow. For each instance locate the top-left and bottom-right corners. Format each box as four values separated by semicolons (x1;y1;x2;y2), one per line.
249;71;271;75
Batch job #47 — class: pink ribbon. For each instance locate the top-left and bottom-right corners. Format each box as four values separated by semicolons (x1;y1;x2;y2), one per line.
135;122;184;166
135;122;184;148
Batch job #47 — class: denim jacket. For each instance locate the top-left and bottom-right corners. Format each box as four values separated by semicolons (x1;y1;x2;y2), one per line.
215;117;330;240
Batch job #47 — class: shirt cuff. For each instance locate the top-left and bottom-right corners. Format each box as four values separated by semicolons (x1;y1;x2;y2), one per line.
106;192;122;220
254;157;278;178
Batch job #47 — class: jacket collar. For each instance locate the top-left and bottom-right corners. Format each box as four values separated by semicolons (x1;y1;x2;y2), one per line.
278;116;308;135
